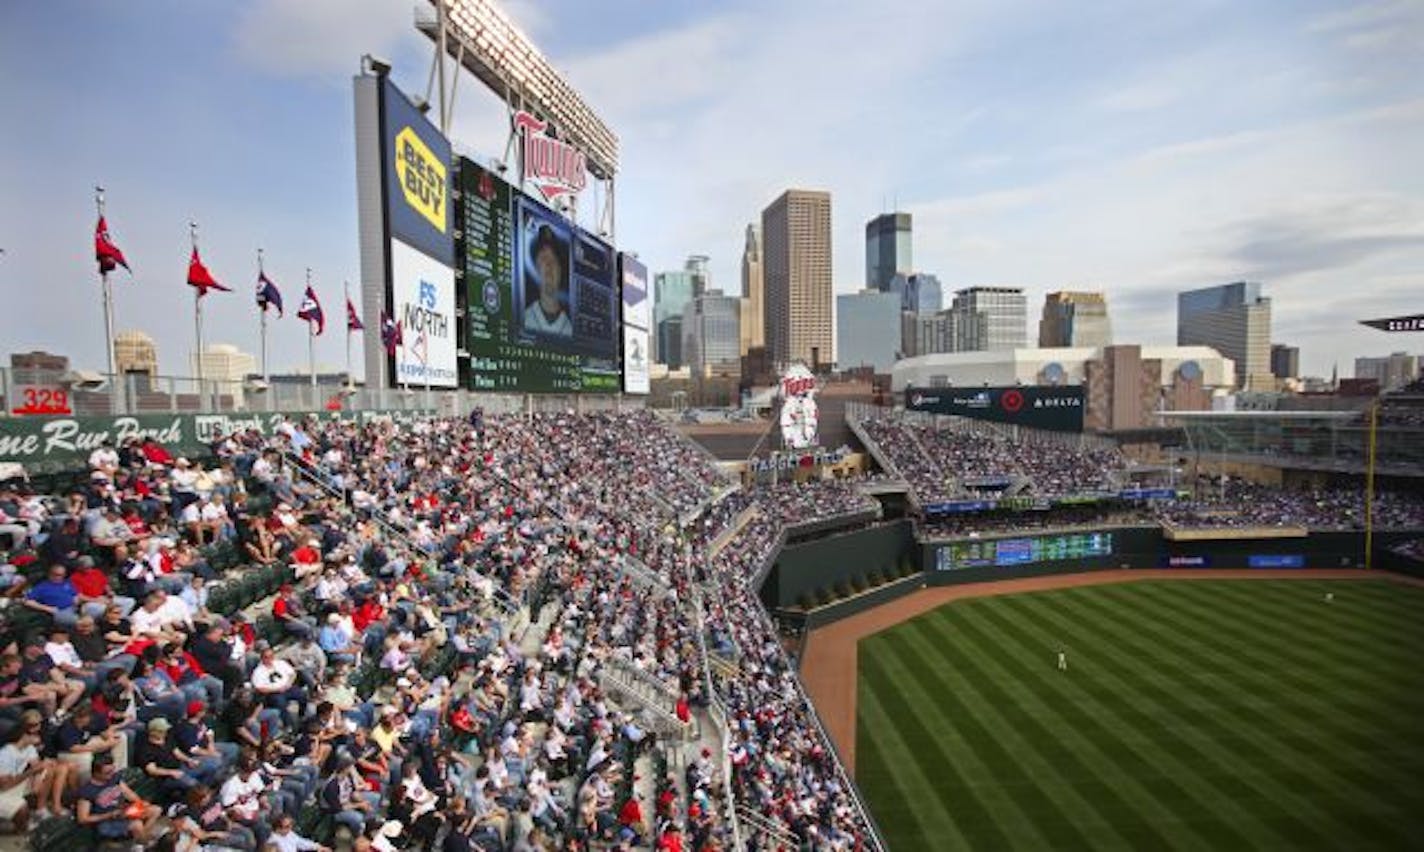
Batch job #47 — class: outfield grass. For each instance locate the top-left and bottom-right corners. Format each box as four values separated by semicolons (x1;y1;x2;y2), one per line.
856;579;1424;851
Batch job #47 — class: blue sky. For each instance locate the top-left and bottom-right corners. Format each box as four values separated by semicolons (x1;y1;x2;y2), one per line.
1;0;1421;380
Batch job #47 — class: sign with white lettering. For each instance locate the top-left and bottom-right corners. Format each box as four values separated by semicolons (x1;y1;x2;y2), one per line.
906;385;1085;432
0;409;435;474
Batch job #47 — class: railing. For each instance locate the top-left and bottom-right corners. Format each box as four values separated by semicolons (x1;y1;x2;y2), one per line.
618;554;673;596
0;366;643;417
281;448;522;614
736;805;800;850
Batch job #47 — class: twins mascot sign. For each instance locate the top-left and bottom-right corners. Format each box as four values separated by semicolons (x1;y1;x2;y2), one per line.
779;364;819;450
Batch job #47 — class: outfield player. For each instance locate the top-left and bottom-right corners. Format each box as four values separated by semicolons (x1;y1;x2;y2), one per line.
1057;650;1068;671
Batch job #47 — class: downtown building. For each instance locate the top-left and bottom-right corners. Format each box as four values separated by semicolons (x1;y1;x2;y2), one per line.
1039;291;1112;348
1176;281;1272;390
837;290;901;372
866;212;912;292
653;255;712;369
763;189;833;370
683;290;743;377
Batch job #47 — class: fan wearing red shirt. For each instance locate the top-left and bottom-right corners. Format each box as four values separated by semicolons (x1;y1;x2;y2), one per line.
71;560;137;618
290;539;322;581
618;794;646;841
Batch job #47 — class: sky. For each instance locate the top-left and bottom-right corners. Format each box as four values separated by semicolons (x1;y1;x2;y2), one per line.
1;0;1421;380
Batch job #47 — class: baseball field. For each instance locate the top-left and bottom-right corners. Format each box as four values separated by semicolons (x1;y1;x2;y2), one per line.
854;579;1424;851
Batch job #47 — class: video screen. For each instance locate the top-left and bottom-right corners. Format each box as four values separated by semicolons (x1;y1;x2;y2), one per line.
937;532;1114;570
460;158;620;393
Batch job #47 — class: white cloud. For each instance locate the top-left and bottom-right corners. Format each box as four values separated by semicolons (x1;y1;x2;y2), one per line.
232;0;423;79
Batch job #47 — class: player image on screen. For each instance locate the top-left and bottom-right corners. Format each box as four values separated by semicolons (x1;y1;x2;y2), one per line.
628;335;645;368
522;221;573;338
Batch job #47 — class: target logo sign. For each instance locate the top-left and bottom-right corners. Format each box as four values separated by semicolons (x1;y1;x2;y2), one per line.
1001;389;1025;414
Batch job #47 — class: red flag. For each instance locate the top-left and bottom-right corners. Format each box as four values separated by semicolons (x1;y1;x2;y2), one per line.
187;248;229;296
346;298;365;332
95;216;130;274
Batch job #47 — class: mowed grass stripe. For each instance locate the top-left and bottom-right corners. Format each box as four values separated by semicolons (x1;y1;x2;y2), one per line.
861;636;1026;850
1174;580;1424;674
895;621;1111;852
855;581;1424;851
1116;582;1424;762
955;598;1272;850
1125;582;1424;757
1039;588;1402;846
1107;584;1424;826
1083;584;1424;842
856;666;974;850
979;592;1329;849
886;620;1159;852
916;610;1218;851
868;631;1056;850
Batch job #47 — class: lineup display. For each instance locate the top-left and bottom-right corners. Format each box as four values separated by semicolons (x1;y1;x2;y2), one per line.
459;158;620;393
936;532;1114;570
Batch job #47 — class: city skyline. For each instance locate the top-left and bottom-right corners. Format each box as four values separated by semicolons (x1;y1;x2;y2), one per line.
1;1;1421;380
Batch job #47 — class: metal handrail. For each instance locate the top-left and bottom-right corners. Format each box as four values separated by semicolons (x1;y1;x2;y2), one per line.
282;448;520;614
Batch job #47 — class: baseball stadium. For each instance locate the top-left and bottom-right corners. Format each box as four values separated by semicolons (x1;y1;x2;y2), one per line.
2;2;1424;852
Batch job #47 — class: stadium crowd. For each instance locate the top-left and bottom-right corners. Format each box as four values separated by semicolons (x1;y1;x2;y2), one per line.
862;413;1424;534
0;409;881;851
859;416;1125;504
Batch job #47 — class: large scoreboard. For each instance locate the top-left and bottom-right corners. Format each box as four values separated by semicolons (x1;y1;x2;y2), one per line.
458;158;621;393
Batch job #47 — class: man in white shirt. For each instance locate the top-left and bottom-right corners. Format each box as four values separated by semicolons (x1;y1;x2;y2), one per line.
251;646;306;729
88;441;119;473
219;755;269;845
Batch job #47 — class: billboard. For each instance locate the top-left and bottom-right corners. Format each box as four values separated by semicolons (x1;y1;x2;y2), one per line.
620;253;650;394
906;385;1085;432
458;157;620;393
382;78;453;265
936;532;1114;570
391;240;458;388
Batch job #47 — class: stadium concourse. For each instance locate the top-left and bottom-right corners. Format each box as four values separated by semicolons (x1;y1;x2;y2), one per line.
0;411;881;851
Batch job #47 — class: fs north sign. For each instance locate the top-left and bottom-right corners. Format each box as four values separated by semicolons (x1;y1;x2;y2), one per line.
514;111;588;204
906;384;1085;432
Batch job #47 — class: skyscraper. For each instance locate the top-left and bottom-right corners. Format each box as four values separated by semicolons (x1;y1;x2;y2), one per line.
1038;291;1112;348
653;255;710;368
762;189;833;369
1177;282;1272;389
837;290;901;372
888;272;943;315
946;286;1026;352
683;290;743;376
865;212;912;292
739;224;764;356
1270;344;1299;380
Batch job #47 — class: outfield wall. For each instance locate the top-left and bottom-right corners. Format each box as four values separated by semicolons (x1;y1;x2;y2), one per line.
765;521;1424;624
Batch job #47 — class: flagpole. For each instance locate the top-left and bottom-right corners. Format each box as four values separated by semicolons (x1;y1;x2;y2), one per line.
96;187;122;415
190;222;208;413
306;268;317;408
258;248;269;383
344;281;353;390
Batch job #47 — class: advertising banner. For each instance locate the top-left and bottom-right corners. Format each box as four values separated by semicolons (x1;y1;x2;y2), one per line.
391;240;459;388
382;78;454;265
1247;554;1306;568
905;385;1085;432
619;253;650;395
623;326;650;395
0;409;435;474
